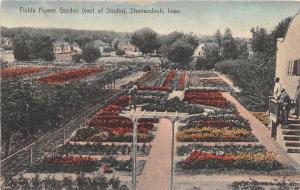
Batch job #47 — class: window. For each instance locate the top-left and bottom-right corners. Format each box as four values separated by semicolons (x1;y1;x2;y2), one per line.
293;59;300;76
287;61;293;76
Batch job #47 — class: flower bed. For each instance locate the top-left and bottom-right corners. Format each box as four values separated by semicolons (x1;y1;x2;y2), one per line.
162;69;176;88
3;175;128;190
38;67;104;84
138;86;170;92
180;113;251;130
184;89;230;108
57;142;151;156
178;71;186;90
141;97;205;114
28;155;137;173
176;127;256;142
178;150;283;171
71;95;156;143
72;127;154;143
1;67;43;78
230;179;300;189
252;112;269;126
28;155;100;173
177;144;266;156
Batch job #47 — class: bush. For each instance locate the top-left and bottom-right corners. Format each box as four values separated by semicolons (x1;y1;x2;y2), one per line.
143;65;152;72
215;53;275;111
116;49;125;56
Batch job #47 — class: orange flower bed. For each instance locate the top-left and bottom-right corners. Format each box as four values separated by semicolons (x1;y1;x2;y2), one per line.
38;67;104;84
178;71;186;90
1;67;43;78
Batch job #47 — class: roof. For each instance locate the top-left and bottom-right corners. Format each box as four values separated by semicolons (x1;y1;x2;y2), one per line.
53;41;70;47
93;40;110;47
118;37;132;44
1;37;11;44
201;42;219;48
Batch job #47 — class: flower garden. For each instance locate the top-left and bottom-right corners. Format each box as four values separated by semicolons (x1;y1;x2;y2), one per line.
3;69;299;190
37;67;104;84
1;66;44;78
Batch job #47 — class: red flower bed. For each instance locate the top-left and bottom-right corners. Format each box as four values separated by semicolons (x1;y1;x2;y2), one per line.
138;86;170;92
184;150;234;164
38;67;104;84
162;69;176;88
46;155;96;164
1;67;43;78
178;71;186;90
87;95;154;133
184;89;229;108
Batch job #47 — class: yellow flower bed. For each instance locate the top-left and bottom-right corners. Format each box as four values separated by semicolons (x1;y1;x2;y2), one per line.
176;127;255;142
233;152;276;161
252;112;269;126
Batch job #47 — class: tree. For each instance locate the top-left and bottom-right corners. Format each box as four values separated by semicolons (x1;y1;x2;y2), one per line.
214;29;222;47
221;28;238;59
82;44;101;63
13;34;54;61
195;57;209;70
250;17;291;56
13;34;30;61
250;27;272;55
131;28;160;54
272;17;292;40
167;39;194;65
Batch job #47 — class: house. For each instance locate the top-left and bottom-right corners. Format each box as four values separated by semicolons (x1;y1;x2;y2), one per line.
93;40;110;54
1;37;13;50
53;41;82;62
53;41;82;54
116;37;140;53
275;11;300;99
193;42;219;58
0;49;15;63
268;11;300;158
247;43;254;58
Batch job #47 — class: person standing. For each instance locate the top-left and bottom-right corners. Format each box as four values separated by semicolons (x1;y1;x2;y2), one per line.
279;89;291;125
129;85;138;110
294;80;300;119
273;77;282;100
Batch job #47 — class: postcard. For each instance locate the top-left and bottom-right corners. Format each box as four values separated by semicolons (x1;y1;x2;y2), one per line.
1;1;300;190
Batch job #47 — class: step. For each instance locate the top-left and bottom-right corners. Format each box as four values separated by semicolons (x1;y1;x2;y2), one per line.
287;148;300;154
285;141;300;147
282;130;300;136
288;119;300;124
281;124;300;130
284;135;300;141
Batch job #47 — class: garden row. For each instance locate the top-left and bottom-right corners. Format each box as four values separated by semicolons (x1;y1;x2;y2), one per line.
175;87;295;175
187;71;230;91
138;69;187;92
3;174;130;190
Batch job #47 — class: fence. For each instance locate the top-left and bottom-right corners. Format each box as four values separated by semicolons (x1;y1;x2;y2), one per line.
0;89;128;178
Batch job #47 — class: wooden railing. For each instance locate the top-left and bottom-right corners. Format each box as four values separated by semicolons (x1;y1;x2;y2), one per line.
269;98;280;123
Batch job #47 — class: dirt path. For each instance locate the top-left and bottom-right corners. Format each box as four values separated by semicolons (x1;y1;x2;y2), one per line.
137;119;173;190
218;74;240;92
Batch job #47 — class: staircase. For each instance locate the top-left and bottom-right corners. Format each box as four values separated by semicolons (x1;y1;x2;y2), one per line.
279;119;300;154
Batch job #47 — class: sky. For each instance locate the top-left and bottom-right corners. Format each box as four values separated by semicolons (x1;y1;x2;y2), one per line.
1;1;300;38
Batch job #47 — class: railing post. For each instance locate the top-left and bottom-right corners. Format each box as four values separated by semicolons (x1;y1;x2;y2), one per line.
63;127;66;143
30;145;33;164
170;119;176;190
132;118;137;190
